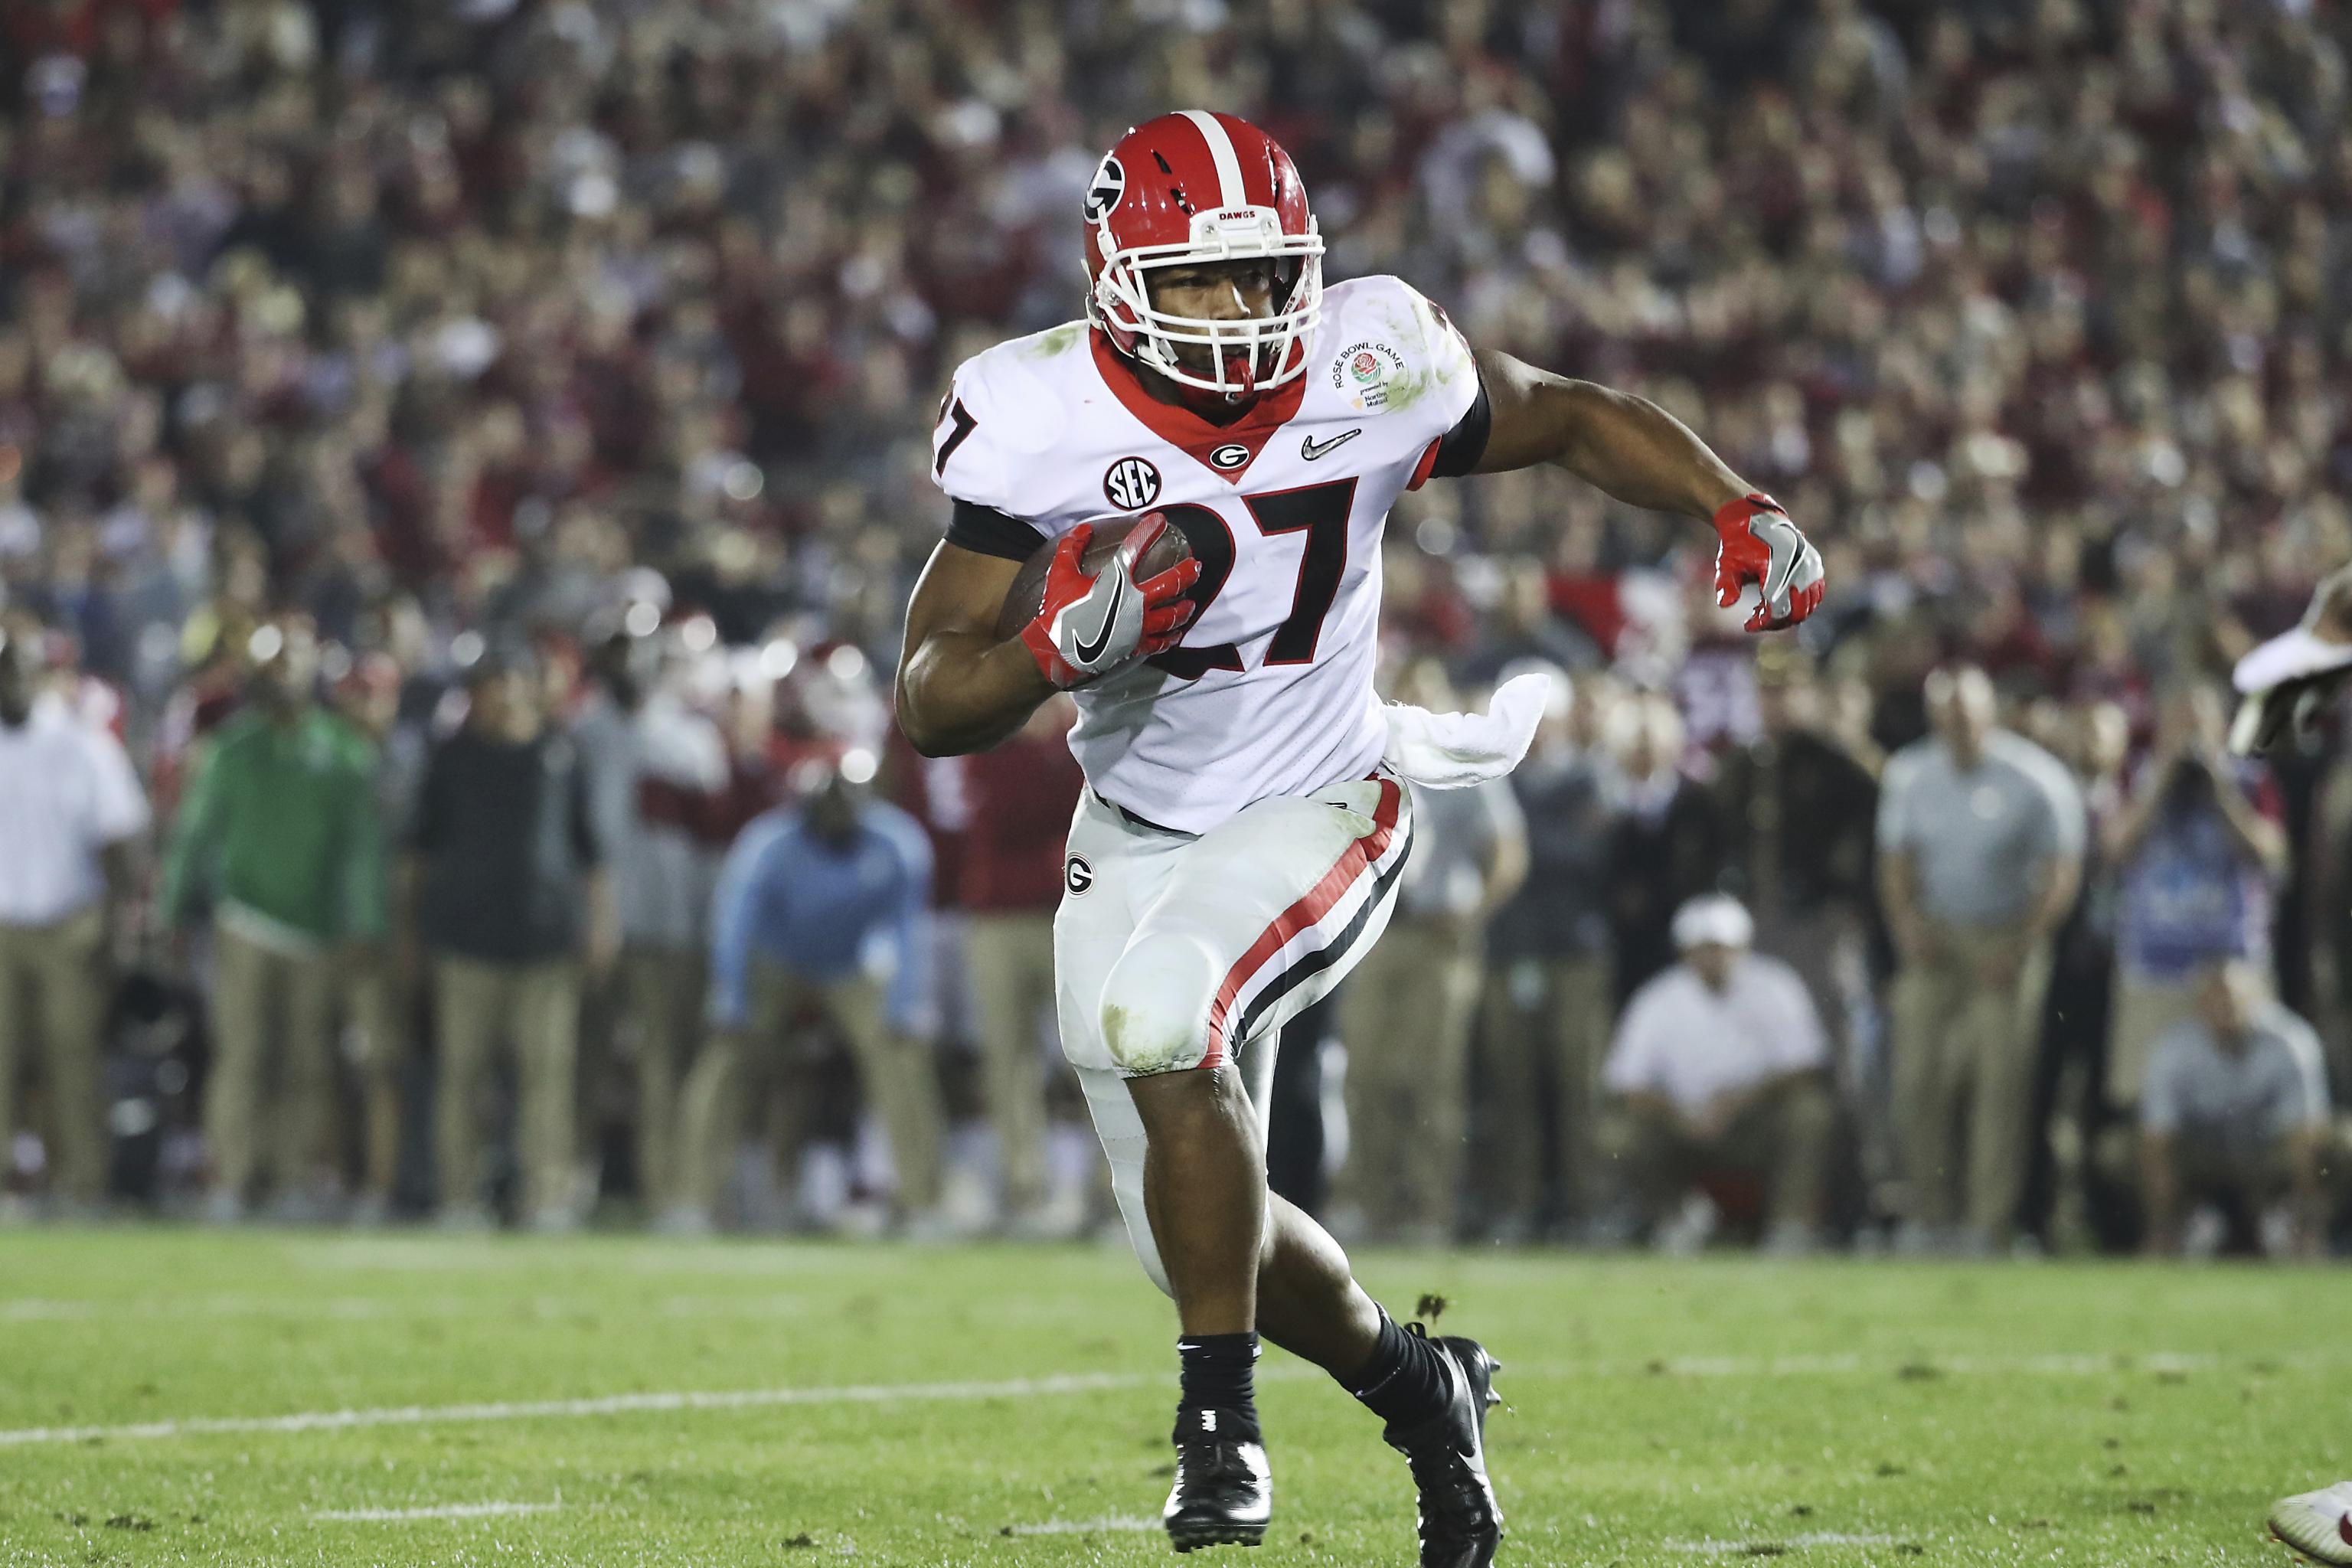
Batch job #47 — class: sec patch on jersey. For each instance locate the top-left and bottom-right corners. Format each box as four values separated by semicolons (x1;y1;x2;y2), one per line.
994;514;1196;641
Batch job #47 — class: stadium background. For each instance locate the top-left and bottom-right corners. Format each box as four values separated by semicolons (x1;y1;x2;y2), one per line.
6;2;2352;1565
5;0;2352;1247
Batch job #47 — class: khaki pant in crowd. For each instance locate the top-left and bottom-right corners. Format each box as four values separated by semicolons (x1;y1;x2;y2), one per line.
1755;901;1884;1188
965;910;1057;1215
0;910;109;1202
1890;927;2054;1236
1753;903;1870;1075
208;923;341;1200
433;956;580;1220
1338;916;1483;1237
2105;969;2197;1111
676;963;943;1217
619;946;704;1212
346;955;405;1202
1615;1076;1836;1230
1475;953;1612;1224
2095;1122;2348;1208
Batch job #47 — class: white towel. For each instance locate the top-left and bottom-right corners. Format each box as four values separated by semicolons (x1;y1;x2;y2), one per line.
2230;625;2352;696
2227;620;2352;755
1378;671;1551;789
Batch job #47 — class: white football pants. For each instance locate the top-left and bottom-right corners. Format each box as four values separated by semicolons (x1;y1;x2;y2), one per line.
1054;771;1413;1293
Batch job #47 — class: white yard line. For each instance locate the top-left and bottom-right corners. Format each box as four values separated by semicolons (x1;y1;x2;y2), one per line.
0;1370;1158;1448
3;1346;2330;1450
2;1292;810;1322
1004;1515;1160;1536
1627;1349;2230;1377
312;1501;562;1523
1668;1532;1900;1554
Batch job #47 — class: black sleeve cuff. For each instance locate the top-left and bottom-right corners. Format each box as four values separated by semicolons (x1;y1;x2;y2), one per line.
1429;371;1492;479
946;499;1047;561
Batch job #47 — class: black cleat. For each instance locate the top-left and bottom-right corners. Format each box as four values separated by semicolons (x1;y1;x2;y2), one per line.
1162;1410;1271;1553
1383;1329;1504;1568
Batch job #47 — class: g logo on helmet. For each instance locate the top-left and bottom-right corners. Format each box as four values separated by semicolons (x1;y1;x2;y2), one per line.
1065;855;1095;896
1083;155;1125;223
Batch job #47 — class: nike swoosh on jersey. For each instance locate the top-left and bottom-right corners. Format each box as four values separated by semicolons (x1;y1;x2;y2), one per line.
1300;429;1363;461
1071;570;1128;665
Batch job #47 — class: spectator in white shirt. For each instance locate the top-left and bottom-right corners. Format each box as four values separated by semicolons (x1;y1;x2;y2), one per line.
2136;960;2337;1259
1602;894;1835;1252
0;623;149;1212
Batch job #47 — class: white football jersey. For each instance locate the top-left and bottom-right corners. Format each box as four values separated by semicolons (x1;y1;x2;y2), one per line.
933;275;1482;834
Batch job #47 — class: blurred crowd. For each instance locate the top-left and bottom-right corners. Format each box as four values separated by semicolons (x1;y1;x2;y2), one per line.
3;0;2351;1255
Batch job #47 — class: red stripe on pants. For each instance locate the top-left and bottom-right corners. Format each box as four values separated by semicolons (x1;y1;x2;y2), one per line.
1200;777;1402;1067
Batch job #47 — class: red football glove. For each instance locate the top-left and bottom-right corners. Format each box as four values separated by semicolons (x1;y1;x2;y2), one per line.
1019;513;1202;688
1713;493;1825;632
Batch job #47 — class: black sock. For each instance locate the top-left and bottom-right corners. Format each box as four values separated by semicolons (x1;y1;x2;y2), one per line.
1175;1332;1262;1445
1345;1308;1452;1431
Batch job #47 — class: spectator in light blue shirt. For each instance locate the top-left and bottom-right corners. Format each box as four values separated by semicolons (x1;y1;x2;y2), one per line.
2105;683;2285;1113
2135;960;2335;1259
670;758;946;1231
1877;665;2086;1250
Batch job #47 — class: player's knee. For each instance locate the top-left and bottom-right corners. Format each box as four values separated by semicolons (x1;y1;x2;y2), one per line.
1099;931;1222;1075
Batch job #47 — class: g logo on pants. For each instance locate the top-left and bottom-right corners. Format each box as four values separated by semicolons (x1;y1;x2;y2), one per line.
1065;855;1095;896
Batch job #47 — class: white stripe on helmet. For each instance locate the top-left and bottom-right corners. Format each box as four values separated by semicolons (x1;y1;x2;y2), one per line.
1178;109;1247;207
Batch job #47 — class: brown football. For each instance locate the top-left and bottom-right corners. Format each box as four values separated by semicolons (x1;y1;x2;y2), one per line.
995;515;1195;641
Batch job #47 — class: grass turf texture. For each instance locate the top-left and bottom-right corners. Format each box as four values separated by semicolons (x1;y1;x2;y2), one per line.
1;1232;2342;1566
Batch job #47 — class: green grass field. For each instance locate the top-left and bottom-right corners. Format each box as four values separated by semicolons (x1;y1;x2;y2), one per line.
0;1230;2342;1566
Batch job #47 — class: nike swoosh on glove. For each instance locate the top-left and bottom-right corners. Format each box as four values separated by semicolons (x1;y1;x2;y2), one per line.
1713;494;1825;632
1019;513;1201;689
1380;670;1551;789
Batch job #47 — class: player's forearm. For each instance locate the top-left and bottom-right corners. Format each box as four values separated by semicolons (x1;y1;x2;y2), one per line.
1480;358;1748;518
1552;383;1749;516
896;631;1057;757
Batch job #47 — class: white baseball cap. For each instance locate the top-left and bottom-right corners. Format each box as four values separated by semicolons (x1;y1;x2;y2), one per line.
1672;893;1755;952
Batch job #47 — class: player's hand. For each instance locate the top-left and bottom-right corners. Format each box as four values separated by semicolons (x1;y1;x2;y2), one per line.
1018;514;1201;688
1713;494;1824;632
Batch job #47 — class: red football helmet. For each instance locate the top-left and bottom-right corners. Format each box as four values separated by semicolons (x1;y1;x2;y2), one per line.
1083;110;1324;399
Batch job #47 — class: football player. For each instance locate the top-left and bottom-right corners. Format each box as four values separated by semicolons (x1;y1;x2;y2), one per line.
896;111;1823;1564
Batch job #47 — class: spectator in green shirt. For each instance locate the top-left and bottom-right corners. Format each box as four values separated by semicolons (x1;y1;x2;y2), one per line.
163;618;387;1223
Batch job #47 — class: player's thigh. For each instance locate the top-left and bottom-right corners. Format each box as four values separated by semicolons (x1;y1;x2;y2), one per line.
1054;795;1174;1075
1098;775;1410;1077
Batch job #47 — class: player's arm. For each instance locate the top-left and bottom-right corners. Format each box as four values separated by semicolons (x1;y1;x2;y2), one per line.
1465;348;1824;631
1472;351;1746;512
896;543;1051;758
897;522;1200;758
